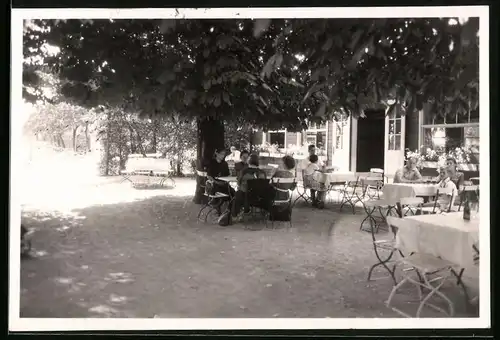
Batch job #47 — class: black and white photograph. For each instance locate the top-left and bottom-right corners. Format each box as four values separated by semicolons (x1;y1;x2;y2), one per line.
10;6;490;331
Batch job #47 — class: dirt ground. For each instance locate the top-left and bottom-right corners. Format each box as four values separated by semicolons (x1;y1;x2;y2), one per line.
18;175;479;319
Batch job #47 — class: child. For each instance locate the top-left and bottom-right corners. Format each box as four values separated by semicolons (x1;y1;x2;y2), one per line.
424;168;458;212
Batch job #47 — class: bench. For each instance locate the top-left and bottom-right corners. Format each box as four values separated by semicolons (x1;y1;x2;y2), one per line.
120;153;175;188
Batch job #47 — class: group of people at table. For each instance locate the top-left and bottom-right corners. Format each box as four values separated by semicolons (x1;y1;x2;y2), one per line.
203;143;472;225
393;155;470;210
204;144;327;224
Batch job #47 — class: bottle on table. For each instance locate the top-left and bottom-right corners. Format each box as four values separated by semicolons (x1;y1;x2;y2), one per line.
463;193;471;221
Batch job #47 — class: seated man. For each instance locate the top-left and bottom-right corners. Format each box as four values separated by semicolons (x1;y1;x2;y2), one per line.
234;149;249;178
394;157;423;183
206;148;235;197
231;154;268;222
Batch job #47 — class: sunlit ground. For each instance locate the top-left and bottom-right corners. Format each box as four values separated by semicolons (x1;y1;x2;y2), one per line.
18;144;479;319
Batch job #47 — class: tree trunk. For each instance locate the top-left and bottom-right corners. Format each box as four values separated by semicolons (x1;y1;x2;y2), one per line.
105;139;110;176
134;126;147;156
128;126;136;153
176;161;182;176
152;121;157;154
85;123;91;151
58;134;65;148
72;125;79;152
193;117;225;204
105;122;111;176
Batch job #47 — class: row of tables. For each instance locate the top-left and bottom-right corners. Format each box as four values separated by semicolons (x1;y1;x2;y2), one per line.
217;168;481;313
220;170;480;272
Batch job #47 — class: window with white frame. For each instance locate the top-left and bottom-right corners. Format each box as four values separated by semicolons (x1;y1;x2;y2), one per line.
335;115;348;150
421;108;479;164
268;130;286;149
305;121;327;155
388;110;403;150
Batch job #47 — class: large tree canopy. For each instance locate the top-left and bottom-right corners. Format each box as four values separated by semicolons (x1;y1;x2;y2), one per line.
22;16;479;203
23;17;479;129
24;19;325;132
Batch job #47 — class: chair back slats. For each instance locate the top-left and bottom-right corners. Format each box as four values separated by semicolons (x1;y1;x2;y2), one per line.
271;177;297;193
247;178;273;207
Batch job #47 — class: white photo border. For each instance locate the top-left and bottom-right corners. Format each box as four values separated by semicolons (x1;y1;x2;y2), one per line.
10;6;490;331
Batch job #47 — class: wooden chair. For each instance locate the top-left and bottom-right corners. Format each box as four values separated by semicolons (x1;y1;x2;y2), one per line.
386;252;460;317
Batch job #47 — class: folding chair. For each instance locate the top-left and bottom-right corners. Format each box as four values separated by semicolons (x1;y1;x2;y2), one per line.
359;179;396;233
386;253;460;317
197;179;233;224
399;197;424;216
366;168;385;199
367;216;404;285
420;187;456;214
269;177;297;229
338;177;364;214
293;170;312;206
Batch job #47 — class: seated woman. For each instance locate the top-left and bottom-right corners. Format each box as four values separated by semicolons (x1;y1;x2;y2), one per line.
393;157;423;183
271;155;296;201
231;154;268;222
206;148;235;197
423;167;458;212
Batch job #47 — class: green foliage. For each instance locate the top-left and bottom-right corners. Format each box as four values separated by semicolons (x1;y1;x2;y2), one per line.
22;17;479;135
24;101;91;150
94;106;197;176
22;19;324;131
266;18;479;120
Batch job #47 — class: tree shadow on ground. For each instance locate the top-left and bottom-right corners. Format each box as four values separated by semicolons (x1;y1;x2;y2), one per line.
20;194;478;319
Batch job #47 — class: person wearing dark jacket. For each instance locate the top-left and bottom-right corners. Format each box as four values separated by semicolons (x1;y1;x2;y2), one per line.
206;148;234;197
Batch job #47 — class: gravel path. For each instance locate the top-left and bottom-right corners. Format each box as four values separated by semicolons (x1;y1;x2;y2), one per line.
20;178;478;318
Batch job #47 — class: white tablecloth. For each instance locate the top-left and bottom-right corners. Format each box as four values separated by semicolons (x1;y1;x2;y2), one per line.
218;176;238;183
313;172;358;186
383;183;438;205
392;212;479;271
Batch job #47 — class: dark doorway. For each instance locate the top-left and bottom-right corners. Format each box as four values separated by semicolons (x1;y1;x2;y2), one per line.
356;110;385;172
